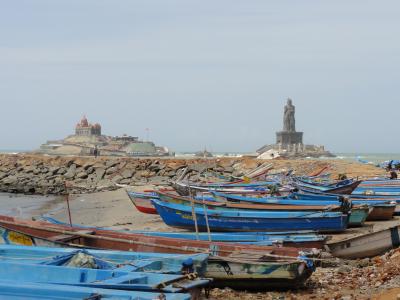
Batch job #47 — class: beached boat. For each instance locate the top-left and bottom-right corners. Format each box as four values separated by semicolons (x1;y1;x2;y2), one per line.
291;191;400;201
348;206;370;227
0;244;209;275
131;231;327;248
0;281;190;300
205;256;314;289
0;260;209;293
0;220;317;290
152;200;348;232
158;191;343;211
172;181;290;196
157;191;367;227
0;244;315;290
40;216;327;249
327;224;400;259
293;179;362;194
126;191;158;214
366;203;396;221
0;215;309;258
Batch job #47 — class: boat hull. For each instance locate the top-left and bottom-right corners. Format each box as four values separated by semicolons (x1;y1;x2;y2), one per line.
366;204;396;221
153;201;348;232
0;215;306;258
327;225;400;259
206;258;313;289
348;207;369;227
126;191;157;214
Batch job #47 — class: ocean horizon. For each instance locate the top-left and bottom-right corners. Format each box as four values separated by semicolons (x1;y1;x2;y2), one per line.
1;149;399;165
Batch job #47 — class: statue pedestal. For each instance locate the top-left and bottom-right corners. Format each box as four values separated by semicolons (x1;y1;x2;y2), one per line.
276;131;303;146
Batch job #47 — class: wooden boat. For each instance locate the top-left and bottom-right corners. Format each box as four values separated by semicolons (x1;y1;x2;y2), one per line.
126;191;157;214
158;191;343;211
0;281;190;300
41;216;327;249
0;244;209;275
158;191;368;227
212;191;358;211
0;221;317;289
0;260;209;293
205;256;314;289
348;206;370;227
366;203;396;221
131;231;327;248
327;224;400;259
0;245;314;290
291;191;400;202
153;200;349;232
0;215;309;258
294;180;362;195
172;181;290;196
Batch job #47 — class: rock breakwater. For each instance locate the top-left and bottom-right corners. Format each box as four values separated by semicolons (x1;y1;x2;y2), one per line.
0;154;252;194
0;154;385;195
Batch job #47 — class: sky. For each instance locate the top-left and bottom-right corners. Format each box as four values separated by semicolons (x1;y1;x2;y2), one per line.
0;0;399;153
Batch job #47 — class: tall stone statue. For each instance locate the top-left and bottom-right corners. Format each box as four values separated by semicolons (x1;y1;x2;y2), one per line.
283;98;296;132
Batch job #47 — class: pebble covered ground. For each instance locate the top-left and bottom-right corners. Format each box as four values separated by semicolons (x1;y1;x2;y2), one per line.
207;248;400;299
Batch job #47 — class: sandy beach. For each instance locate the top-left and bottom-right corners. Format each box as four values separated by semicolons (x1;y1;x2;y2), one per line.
1;156;400;299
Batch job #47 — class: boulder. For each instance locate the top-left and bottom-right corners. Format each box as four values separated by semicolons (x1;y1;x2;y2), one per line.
76;172;88;179
95;168;106;180
148;176;170;184
57;167;67;175
111;175;123;183
82;162;94;170
64;164;77;179
106;167;118;175
105;160;119;168
223;166;234;173
96;179;114;190
86;167;95;174
119;178;131;185
2;176;18;185
121;169;134;179
48;166;60;175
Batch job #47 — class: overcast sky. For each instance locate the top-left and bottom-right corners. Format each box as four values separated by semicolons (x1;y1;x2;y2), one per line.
0;1;399;153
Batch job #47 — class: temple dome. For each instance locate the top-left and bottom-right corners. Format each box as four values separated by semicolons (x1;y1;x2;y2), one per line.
80;116;89;127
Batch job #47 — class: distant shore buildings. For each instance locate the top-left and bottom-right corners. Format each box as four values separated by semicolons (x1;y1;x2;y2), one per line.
257;99;334;159
39;116;170;157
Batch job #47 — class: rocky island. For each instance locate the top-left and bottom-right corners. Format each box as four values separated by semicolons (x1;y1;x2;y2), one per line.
38;116;170;157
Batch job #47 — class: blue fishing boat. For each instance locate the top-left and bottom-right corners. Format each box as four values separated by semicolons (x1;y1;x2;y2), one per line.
292;179;362;194
39;216;327;248
0;260;210;293
291;191;400;201
152;200;348;232
0;245;316;290
0;281;190;300
213;191;354;206
131;231;327;247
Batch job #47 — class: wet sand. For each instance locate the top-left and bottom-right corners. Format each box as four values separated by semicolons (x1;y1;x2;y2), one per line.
43;188;167;231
